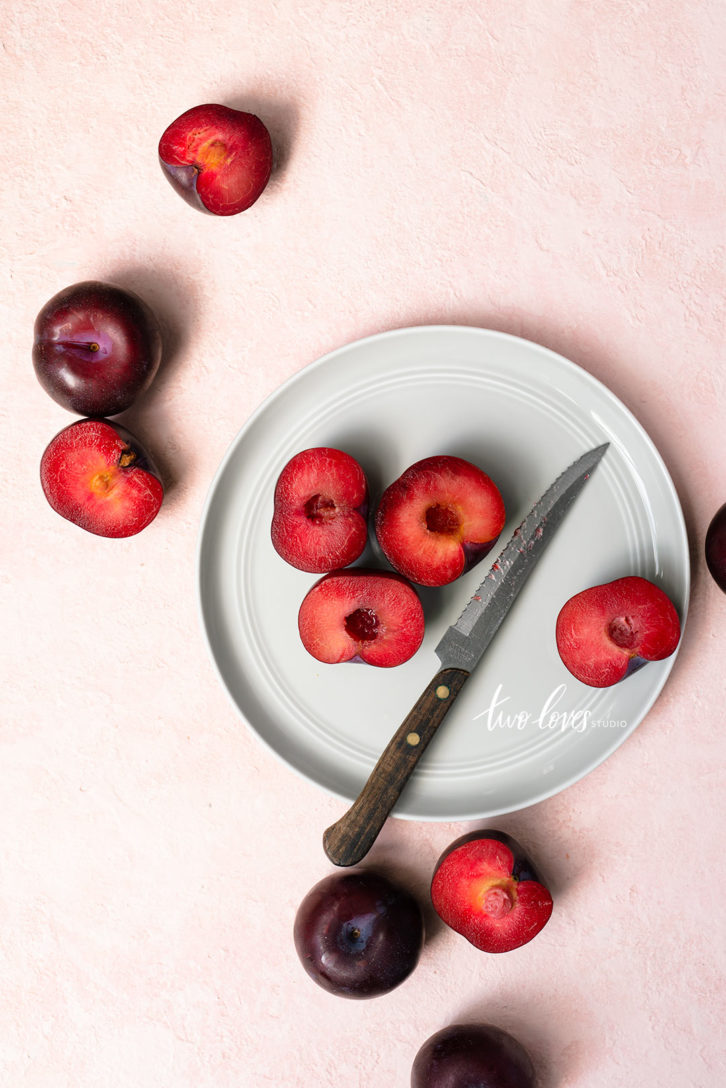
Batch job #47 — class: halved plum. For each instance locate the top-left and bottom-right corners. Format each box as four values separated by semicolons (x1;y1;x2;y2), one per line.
375;455;505;587
40;418;163;538
272;447;368;573
298;569;424;667
159;103;273;216
556;575;681;687
431;830;553;953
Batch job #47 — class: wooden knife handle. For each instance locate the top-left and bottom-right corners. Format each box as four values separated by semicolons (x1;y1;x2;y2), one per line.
322;667;470;867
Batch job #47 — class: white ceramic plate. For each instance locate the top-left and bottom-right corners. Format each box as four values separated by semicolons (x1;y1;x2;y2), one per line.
197;326;689;821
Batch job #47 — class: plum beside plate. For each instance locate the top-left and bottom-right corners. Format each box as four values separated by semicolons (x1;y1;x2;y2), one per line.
159;103;272;216
197;326;689;821
411;1023;536;1088
293;870;424;998
705;504;726;593
41;418;163;538
33;281;162;417
431;830;553;952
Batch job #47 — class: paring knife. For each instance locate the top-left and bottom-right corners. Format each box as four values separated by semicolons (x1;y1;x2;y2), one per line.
322;442;610;867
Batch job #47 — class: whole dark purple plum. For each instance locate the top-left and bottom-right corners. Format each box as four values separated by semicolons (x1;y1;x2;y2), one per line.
293;869;424;999
411;1023;536;1088
706;504;726;593
33;280;162;417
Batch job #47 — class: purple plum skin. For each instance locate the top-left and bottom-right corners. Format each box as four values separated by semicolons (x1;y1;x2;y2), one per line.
706;504;726;593
411;1023;536;1088
293;870;424;999
33;281;162;417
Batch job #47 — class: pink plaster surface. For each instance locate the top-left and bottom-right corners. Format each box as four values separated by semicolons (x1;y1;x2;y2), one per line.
2;2;726;1085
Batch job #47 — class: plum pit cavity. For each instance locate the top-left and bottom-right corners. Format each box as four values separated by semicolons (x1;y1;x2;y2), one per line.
345;607;380;642
608;615;639;650
304;493;337;522
481;885;515;919
425;503;460;535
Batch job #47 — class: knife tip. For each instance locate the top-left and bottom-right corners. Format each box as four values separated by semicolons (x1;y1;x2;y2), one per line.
586;441;610;466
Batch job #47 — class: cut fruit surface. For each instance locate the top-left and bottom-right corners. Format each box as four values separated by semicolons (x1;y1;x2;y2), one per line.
431;830;553;953
556;575;681;687
159;103;273;216
271;447;368;573
297;569;424;667
40;419;163;538
375;454;505;586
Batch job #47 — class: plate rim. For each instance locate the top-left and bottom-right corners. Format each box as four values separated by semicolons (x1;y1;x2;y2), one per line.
196;323;690;820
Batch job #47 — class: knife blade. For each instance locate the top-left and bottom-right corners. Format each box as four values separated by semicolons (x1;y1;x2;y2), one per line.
322;442;609;867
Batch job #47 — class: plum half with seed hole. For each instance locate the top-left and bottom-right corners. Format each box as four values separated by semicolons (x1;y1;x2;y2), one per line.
556;575;681;687
271;447;369;573
431;830;553;953
40;418;163;538
33;281;162;417
294;869;424;999
159;103;273;216
297;569;424;667
411;1023;536;1088
375;455;506;587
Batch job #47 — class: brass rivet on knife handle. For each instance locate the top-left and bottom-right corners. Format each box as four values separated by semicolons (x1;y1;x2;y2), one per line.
322;667;470;867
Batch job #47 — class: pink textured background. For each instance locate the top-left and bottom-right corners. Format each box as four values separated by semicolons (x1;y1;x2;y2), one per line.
2;2;725;1085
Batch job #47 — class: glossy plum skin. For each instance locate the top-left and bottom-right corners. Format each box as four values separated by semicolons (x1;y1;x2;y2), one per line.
159;103;273;216
705;504;726;593
293;870;424;999
40;418;163;538
411;1023;536;1088
33;281;162;417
